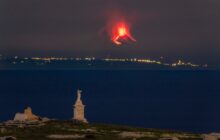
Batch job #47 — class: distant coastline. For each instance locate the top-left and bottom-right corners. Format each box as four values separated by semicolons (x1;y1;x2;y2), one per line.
0;56;212;70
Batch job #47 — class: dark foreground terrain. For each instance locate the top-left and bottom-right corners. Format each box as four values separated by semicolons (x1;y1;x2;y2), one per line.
0;121;202;140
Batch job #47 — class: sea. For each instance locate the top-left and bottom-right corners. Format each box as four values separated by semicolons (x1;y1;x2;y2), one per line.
0;70;219;133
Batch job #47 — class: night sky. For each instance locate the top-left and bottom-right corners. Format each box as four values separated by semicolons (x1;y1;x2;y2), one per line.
0;0;220;65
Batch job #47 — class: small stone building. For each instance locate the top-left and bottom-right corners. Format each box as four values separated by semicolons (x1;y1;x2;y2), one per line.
14;107;39;121
14;113;27;121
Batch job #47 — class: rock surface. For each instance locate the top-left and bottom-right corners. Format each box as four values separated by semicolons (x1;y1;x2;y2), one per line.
203;133;220;140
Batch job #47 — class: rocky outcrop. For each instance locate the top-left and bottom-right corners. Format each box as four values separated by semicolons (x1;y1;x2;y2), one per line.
47;134;85;139
118;131;149;139
203;133;220;140
0;136;16;140
159;137;179;140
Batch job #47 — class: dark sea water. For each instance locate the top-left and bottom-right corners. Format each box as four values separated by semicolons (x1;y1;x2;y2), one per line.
0;70;220;133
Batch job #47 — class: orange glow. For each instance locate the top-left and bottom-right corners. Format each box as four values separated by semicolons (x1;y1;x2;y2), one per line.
111;21;136;45
118;27;127;36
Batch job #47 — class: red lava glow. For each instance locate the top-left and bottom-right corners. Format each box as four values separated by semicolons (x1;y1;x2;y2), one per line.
111;21;136;45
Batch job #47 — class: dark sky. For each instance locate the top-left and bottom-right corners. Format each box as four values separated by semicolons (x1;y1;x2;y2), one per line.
0;0;220;65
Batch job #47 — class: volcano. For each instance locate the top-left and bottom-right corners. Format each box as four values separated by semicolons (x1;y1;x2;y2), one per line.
111;21;136;45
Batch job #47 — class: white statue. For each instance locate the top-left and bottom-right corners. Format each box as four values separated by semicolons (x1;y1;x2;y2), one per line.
73;89;88;123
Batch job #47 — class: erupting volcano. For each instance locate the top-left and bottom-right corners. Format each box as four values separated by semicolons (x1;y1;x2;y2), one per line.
110;21;136;45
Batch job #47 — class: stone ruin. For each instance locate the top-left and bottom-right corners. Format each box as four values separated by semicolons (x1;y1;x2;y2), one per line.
14;107;40;122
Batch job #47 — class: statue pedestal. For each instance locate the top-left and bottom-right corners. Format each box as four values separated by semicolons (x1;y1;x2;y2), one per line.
73;90;88;123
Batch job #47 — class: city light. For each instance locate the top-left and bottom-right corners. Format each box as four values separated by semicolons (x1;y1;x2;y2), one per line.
3;56;205;68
